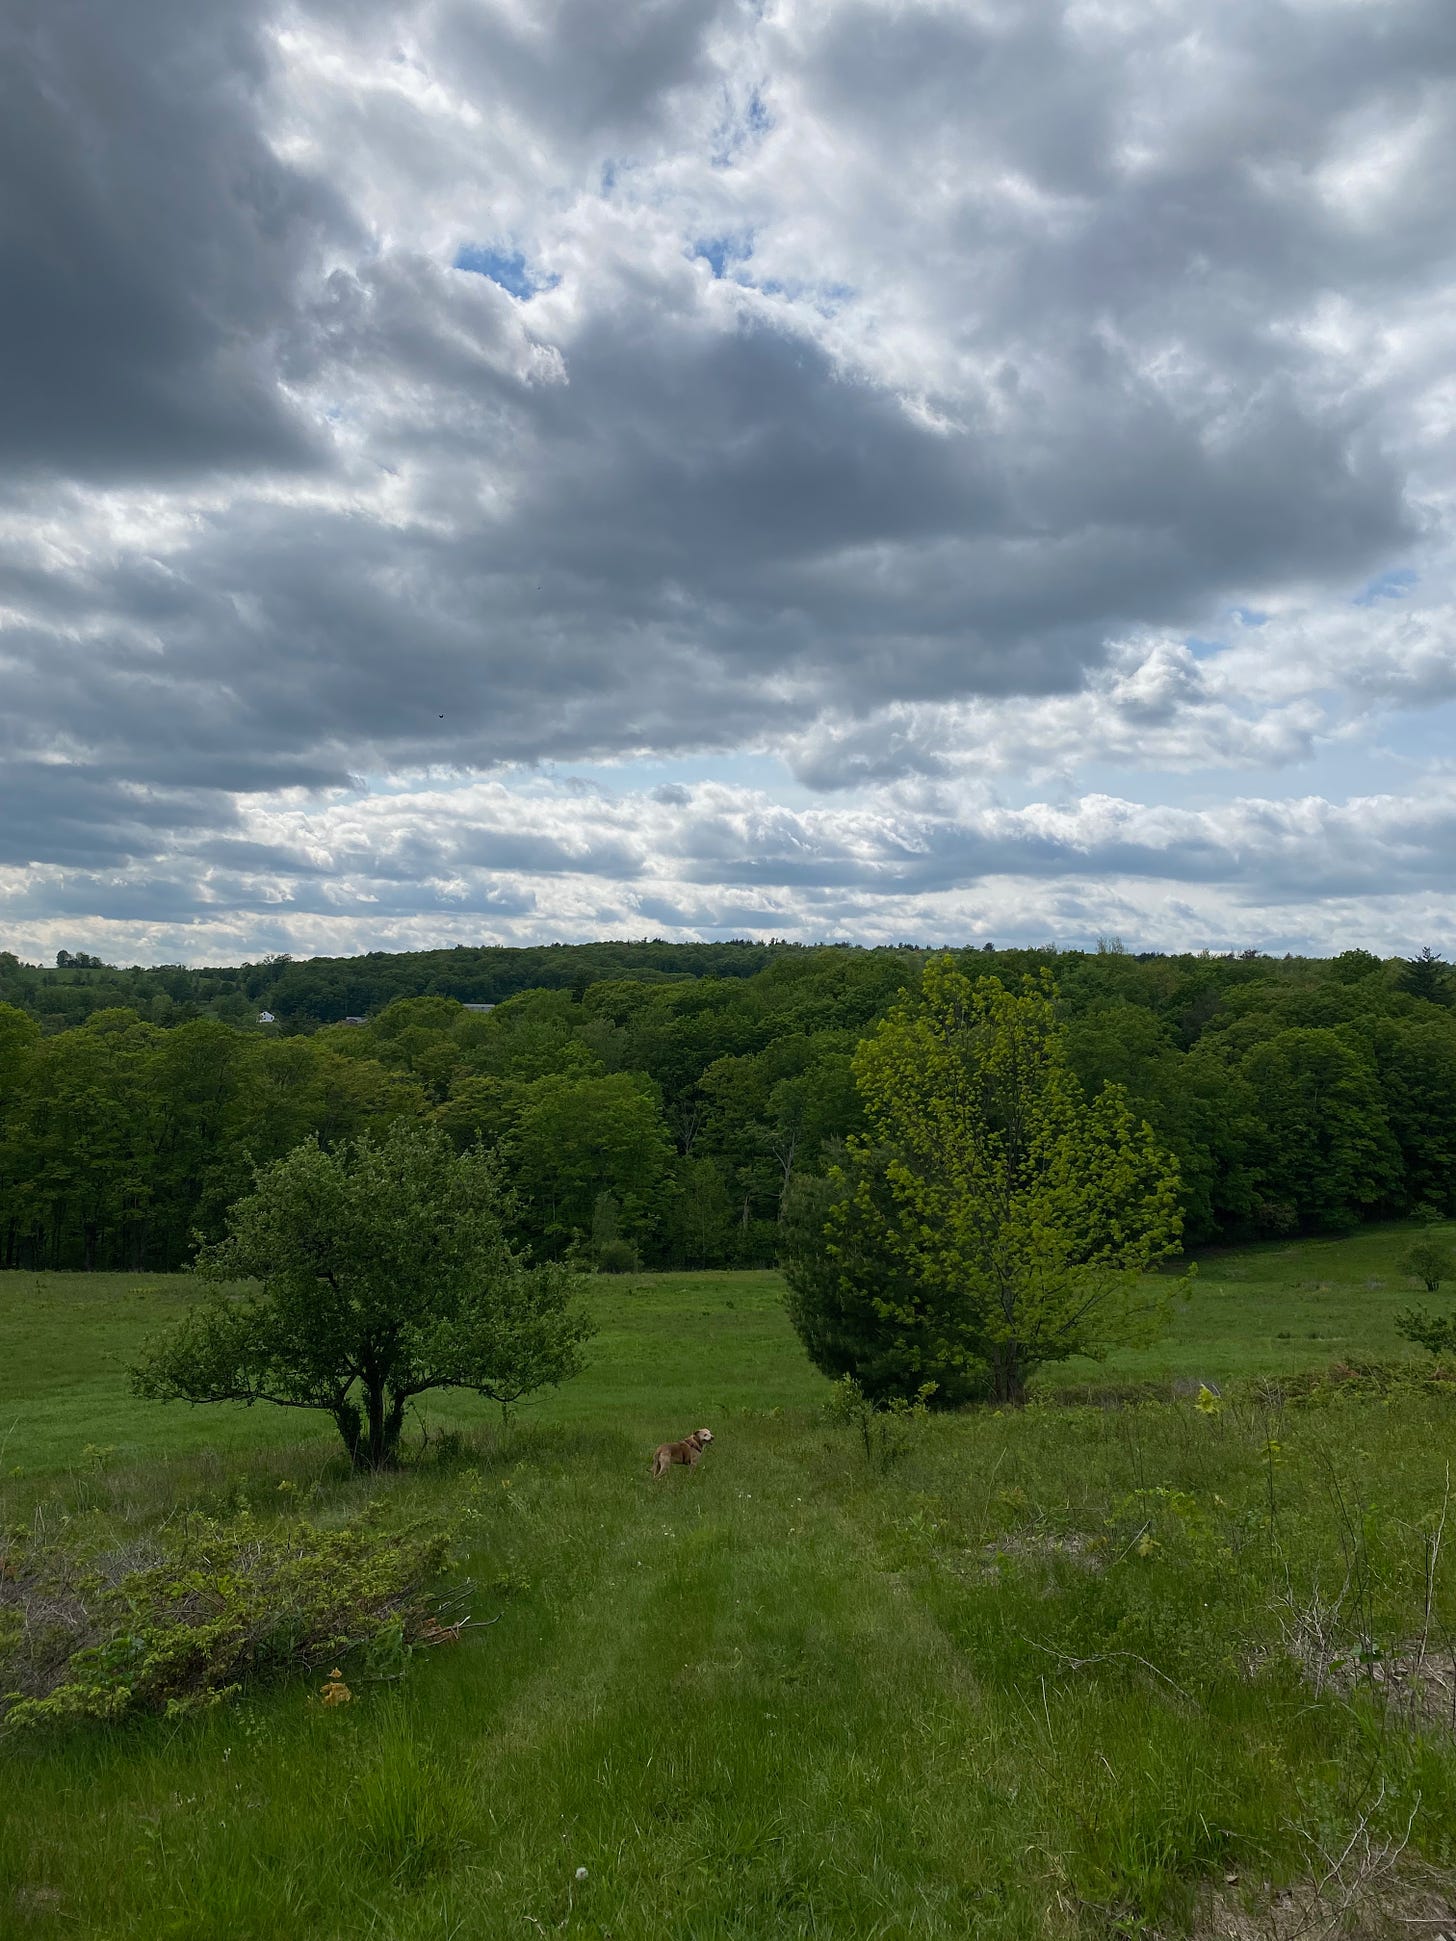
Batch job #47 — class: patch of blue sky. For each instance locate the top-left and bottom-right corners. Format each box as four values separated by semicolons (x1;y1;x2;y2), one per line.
1228;605;1268;628
1353;566;1418;606
751;274;855;316
1056;714;1445;818
540;750;813;804
1183;635;1224;660
692;233;754;279
351;751;811;806
453;244;556;300
711;88;772;168
1370;694;1456;768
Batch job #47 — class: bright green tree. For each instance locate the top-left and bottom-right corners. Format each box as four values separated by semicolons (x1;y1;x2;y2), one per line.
132;1120;592;1469
786;958;1185;1405
1399;1238;1455;1294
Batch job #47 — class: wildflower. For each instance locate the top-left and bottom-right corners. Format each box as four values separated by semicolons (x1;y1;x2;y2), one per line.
575;1867;589;1881
1195;1385;1223;1416
320;1669;352;1707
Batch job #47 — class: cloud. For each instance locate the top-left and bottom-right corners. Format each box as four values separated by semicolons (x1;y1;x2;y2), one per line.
5;771;1456;967
0;0;349;481
3;0;1456;958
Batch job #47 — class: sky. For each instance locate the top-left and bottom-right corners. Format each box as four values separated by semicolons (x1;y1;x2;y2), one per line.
3;0;1456;966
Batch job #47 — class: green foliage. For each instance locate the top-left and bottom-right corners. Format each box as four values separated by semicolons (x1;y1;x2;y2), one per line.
1398;1237;1455;1292
790;958;1185;1404
0;1511;448;1728
131;1121;593;1468
1239;1028;1403;1230
820;1373;935;1470
781;1164;993;1407
1394;1303;1456;1359
506;1072;676;1258
1399;945;1450;1006
7;936;1456;1281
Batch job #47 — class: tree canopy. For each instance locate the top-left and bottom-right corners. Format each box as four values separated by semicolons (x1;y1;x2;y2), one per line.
4;937;1455;1275
131;1121;592;1468
785;958;1185;1404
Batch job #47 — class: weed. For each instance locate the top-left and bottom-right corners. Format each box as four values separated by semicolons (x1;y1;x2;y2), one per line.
822;1373;935;1470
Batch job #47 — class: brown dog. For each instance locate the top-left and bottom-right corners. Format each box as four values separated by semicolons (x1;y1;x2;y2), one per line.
652;1428;713;1478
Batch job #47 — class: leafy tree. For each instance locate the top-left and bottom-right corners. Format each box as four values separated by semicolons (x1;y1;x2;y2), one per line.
505;1071;675;1256
781;1161;992;1408
1370;1018;1456;1214
666;1156;736;1267
1395;1302;1456;1360
6;1010;162;1270
1399;1238;1455;1293
1239;1028;1403;1230
132;1121;592;1469
784;958;1184;1405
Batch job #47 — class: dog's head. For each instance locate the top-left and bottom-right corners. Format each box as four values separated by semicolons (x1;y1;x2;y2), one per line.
696;1428;714;1446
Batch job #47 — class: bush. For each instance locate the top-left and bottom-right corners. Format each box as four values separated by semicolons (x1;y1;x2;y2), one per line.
821;1373;935;1471
0;1510;450;1728
1395;1304;1456;1361
1248;1357;1456;1404
594;1237;640;1274
1399;1238;1455;1293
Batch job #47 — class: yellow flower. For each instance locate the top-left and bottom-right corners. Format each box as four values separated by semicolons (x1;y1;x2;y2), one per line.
1195;1385;1223;1416
320;1669;352;1706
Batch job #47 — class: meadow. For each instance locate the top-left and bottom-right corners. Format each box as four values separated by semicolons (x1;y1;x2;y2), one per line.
3;1226;1456;1939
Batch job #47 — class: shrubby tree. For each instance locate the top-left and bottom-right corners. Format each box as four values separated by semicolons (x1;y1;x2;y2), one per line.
1396;1273;1456;1359
1399;1238;1455;1293
132;1121;592;1469
781;1160;992;1409
783;958;1184;1405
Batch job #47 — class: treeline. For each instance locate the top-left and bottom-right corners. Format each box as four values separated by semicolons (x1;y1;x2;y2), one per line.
0;940;789;1033
1;942;1452;1274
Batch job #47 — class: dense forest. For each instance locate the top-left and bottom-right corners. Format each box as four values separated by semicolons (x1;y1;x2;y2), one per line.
1;940;1452;1274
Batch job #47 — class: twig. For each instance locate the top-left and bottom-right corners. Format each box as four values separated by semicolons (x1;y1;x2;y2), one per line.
1417;1464;1450;1672
1016;1632;1195;1705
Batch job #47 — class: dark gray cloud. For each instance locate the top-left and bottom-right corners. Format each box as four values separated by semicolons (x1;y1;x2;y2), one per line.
0;0;350;481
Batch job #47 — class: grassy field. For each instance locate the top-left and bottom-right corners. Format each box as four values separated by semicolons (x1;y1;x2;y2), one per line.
3;1228;1456;1938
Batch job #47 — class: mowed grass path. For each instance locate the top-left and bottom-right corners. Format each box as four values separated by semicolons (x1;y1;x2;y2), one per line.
3;1229;1456;1939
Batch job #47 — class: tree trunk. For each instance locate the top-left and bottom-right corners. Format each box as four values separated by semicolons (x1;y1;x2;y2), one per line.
990;1348;1027;1406
333;1398;364;1468
383;1389;407;1465
360;1379;405;1469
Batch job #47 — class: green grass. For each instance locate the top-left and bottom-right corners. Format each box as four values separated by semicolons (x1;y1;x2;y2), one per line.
0;1268;824;1476
3;1229;1456;1938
